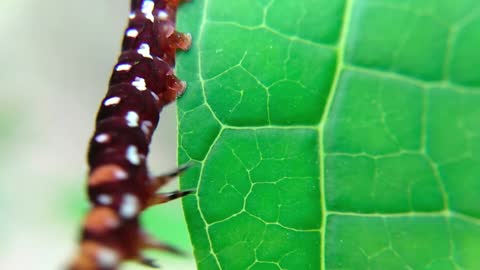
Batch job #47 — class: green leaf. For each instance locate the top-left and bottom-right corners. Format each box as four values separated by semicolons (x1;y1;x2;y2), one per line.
176;0;480;269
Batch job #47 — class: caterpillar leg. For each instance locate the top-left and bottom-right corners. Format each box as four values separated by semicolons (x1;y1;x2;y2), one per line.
147;189;195;206
168;75;188;97
150;163;191;190
169;31;192;51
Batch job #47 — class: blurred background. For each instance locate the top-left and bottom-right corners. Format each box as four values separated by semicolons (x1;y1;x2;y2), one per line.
0;0;195;269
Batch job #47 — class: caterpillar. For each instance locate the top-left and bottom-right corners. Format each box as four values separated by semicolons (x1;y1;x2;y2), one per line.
68;0;192;269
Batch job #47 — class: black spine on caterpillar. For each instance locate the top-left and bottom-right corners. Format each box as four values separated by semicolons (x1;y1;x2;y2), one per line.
68;1;192;269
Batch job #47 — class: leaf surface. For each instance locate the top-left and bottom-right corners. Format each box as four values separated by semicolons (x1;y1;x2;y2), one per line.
176;0;480;269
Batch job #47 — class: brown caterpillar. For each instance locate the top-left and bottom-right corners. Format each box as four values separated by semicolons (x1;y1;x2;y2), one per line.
68;1;192;269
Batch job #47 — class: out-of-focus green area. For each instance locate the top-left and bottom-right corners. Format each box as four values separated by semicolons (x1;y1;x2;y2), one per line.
0;1;194;269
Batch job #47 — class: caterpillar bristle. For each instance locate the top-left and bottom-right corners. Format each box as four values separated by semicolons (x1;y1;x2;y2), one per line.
164;162;192;177
148;163;192;191
147;189;196;206
68;0;192;269
142;236;187;256
140;257;160;268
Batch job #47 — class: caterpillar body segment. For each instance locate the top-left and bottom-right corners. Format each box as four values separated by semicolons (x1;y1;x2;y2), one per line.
69;1;192;269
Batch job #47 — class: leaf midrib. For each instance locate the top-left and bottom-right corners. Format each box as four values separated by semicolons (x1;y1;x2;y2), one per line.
318;0;354;269
193;0;224;268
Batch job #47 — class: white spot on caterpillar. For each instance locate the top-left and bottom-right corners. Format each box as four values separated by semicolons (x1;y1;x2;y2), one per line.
105;217;120;229
95;133;110;143
126;145;140;165
141;121;153;135
158;10;168;21
146;13;154;22
103;96;121;106
119;193;140;218
151;91;160;101
129;12;136;19
137;43;152;59
163;24;175;37
115;64;132;72
142;0;155;13
97;247;120;268
132;76;147;91
114;168;128;180
126;28;139;38
125;111;139;127
97;194;113;205
142;0;155;22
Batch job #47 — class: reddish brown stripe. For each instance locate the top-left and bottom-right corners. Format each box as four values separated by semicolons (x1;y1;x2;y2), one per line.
88;164;128;186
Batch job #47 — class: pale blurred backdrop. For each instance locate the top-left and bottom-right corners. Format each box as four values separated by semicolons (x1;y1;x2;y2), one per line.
0;1;195;269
